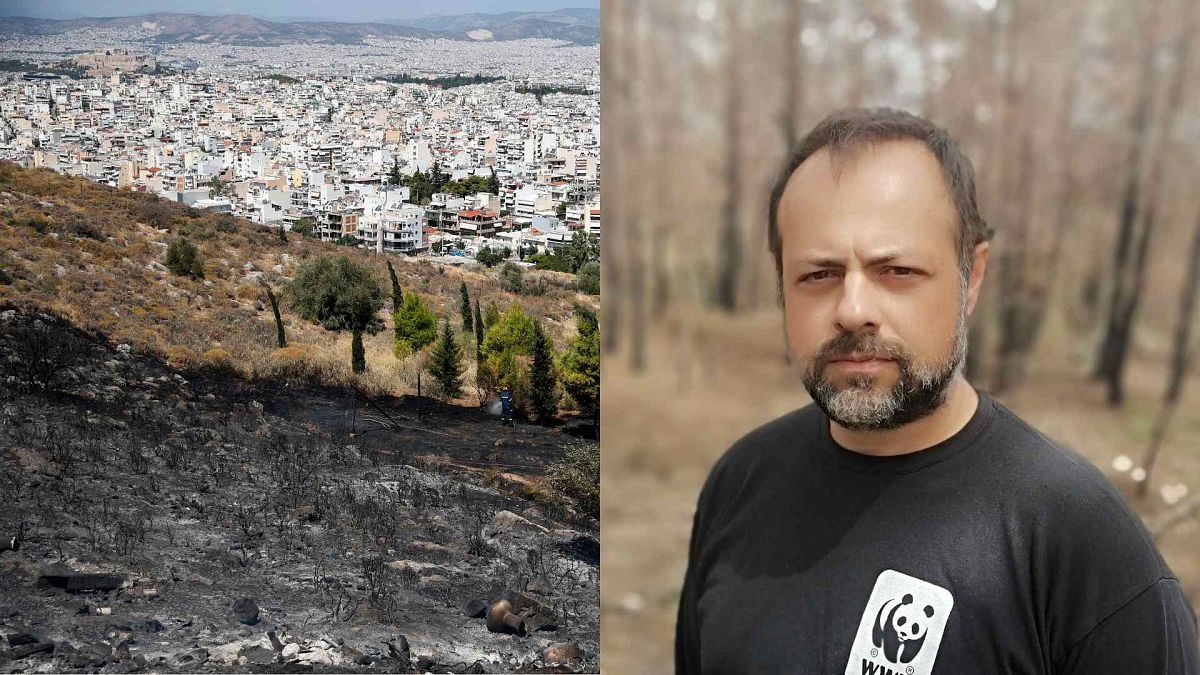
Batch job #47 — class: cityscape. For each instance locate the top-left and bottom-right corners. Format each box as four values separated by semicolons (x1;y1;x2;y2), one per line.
0;17;600;266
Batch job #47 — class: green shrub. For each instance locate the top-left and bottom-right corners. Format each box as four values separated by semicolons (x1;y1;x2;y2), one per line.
287;255;383;332
165;237;204;279
499;263;524;294
576;261;599;295
476;246;504;267
481;304;538;361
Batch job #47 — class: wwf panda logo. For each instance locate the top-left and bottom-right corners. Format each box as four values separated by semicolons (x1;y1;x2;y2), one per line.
844;570;953;675
872;593;935;664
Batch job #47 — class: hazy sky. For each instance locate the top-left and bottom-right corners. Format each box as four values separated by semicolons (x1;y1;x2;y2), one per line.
0;0;598;22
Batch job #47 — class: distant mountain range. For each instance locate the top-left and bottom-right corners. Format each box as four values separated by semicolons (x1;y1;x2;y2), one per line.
387;8;599;44
0;8;600;46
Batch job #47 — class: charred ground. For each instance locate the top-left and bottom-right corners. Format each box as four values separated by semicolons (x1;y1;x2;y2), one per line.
0;308;599;674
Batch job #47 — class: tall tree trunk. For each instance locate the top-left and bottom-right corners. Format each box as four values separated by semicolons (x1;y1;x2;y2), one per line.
600;0;622;357
1138;207;1200;498
1016;4;1087;369
1107;5;1191;406
714;1;742;313
1093;3;1158;389
651;1;677;319
992;128;1037;394
628;0;647;370
779;0;803;154
986;0;1031;394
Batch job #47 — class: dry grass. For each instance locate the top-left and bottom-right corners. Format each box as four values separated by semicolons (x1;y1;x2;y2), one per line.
0;161;596;399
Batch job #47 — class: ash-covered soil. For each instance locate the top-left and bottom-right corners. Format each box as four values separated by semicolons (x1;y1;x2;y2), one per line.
0;308;599;674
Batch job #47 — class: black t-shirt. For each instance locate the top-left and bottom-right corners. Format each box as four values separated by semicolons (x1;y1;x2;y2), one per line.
675;388;1200;674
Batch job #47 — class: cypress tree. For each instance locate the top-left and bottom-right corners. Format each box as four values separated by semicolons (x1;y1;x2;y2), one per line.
386;260;403;311
473;298;484;361
529;321;558;424
264;283;287;348
459;280;473;332
428;320;464;400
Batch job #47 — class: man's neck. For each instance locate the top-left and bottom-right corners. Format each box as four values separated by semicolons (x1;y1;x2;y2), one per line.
829;375;979;457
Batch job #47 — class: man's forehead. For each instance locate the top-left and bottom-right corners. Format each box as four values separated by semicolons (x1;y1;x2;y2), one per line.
778;139;958;248
785;139;945;196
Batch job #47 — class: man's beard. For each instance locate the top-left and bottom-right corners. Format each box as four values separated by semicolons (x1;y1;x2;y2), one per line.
796;298;969;431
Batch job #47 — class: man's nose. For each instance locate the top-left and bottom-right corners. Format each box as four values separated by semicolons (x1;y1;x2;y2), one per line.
833;270;880;334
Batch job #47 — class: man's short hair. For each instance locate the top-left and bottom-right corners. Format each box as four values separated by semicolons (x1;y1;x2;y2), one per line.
767;107;994;295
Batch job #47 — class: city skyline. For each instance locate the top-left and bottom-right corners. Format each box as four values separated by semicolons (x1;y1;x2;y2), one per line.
0;1;599;22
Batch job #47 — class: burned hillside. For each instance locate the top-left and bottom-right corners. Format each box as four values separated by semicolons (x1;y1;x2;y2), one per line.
0;307;599;673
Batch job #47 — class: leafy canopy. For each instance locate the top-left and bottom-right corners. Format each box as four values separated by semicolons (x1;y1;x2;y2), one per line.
287;255;384;332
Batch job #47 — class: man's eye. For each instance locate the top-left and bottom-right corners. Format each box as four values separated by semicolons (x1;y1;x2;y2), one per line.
802;270;835;283
888;267;915;277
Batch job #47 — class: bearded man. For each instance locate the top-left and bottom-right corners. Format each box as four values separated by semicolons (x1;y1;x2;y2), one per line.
674;107;1199;675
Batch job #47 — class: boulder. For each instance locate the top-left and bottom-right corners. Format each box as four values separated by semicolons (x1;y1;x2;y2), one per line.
462;598;487;618
487;510;548;536
298;646;333;666
525;575;554;595
113;617;162;633
383;636;410;669
231;597;260;625
9;640;54;659
542;642;584;663
238;644;275;664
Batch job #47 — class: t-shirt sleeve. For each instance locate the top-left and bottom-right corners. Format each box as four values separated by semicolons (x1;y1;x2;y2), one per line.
675;493;705;675
1055;577;1200;674
675;441;746;675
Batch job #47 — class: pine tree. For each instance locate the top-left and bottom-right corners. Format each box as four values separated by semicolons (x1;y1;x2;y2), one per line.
529;321;558;424
428;320;464;400
386;260;403;312
488;167;500;195
483;301;501;330
473;298;484;362
389;158;401;186
393;292;438;354
459;280;473;332
557;304;598;427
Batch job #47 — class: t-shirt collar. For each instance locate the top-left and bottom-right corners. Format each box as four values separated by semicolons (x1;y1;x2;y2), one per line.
816;387;997;474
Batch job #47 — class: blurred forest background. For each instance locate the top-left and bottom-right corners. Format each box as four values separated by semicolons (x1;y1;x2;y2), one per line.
599;0;1200;671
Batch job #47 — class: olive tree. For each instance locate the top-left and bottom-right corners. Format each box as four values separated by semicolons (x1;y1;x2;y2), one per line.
286;255;384;373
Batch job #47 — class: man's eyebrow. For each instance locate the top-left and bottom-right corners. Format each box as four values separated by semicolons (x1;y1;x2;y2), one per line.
790;250;910;268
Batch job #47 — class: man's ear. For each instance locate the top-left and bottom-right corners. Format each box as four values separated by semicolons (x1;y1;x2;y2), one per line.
965;241;989;317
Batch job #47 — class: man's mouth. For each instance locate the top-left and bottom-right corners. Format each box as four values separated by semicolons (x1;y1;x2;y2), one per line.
831;354;890;363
